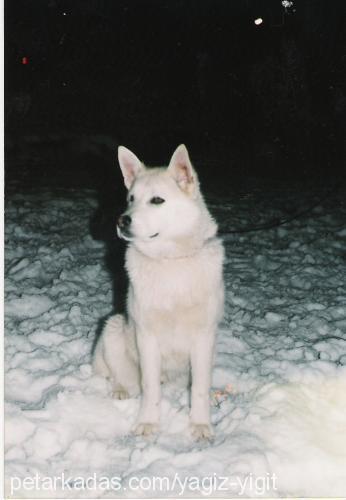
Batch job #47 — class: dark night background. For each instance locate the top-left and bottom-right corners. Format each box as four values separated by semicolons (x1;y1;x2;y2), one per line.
4;0;346;207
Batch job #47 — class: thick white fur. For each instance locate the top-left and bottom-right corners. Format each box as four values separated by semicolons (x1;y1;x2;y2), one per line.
93;145;224;439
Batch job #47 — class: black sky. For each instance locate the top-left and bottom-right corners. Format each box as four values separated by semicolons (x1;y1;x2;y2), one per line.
4;0;346;188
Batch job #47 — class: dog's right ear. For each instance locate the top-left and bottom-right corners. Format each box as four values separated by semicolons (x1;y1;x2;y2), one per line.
118;146;144;189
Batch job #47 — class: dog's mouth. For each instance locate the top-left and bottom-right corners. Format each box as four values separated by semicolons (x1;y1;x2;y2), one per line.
117;226;134;241
117;226;159;241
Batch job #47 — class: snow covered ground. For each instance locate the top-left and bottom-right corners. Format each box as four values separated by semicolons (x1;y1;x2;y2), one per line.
4;181;346;498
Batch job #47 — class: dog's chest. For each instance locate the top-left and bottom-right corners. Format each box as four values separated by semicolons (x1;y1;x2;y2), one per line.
126;239;223;315
125;243;224;354
127;248;214;310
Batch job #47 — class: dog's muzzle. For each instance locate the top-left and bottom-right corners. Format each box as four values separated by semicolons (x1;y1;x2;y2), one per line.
117;214;159;241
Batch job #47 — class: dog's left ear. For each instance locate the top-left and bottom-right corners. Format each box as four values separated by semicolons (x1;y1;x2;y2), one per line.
118;146;144;189
168;144;197;196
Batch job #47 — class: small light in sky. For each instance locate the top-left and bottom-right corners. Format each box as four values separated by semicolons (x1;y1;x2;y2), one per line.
63;12;67;16
254;18;263;26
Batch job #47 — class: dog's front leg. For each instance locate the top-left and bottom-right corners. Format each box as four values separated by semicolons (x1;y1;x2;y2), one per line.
190;332;215;440
134;333;161;436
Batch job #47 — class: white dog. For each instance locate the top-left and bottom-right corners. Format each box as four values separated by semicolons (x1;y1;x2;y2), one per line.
93;144;224;439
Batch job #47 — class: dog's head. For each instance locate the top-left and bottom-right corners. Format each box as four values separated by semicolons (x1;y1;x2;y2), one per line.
116;145;217;257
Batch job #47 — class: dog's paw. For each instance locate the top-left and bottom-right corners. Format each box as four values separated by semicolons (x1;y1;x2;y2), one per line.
112;388;130;400
190;423;214;441
133;423;159;437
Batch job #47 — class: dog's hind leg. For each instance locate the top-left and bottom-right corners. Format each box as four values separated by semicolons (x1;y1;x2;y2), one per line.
93;314;140;399
93;341;110;378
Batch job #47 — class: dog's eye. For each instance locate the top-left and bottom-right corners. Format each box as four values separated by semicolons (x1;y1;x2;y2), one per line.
150;197;165;205
129;194;134;203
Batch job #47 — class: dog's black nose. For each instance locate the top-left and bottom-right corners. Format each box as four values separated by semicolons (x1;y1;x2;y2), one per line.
118;214;132;229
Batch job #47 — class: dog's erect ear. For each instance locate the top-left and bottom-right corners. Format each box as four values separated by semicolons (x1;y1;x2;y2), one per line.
168;144;197;195
118;146;144;189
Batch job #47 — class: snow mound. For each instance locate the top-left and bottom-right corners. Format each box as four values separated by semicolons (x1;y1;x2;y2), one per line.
6;295;54;318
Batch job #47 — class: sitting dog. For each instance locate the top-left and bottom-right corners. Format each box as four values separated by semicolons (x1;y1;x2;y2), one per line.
93;144;224;439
